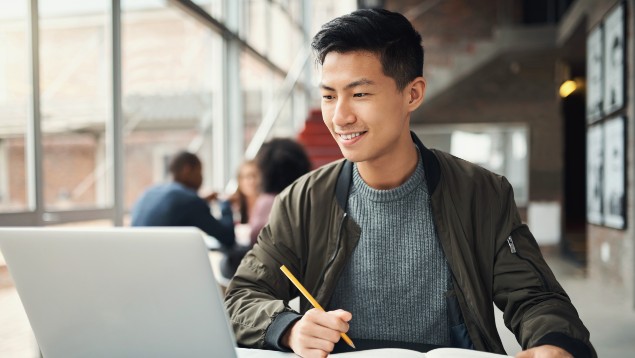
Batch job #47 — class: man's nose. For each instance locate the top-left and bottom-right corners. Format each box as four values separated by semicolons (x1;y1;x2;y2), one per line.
331;99;356;127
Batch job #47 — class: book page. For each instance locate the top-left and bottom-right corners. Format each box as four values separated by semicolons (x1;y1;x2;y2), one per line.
330;348;424;357
236;347;512;357
236;348;424;357
427;348;512;358
329;348;512;357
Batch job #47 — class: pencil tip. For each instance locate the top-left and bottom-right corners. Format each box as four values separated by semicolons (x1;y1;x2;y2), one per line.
350;343;356;349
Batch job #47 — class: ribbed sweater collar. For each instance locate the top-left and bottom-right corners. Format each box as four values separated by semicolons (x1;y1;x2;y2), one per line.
352;148;426;202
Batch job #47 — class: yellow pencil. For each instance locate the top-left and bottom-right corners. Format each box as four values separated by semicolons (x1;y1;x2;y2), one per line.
280;265;356;349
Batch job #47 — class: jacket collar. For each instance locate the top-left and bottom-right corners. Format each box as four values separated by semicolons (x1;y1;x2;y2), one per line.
335;131;440;210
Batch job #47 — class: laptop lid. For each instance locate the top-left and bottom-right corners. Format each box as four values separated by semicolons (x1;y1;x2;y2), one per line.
0;227;237;358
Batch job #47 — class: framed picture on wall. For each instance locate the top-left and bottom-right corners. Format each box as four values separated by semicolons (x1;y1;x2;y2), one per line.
586;123;603;225
603;3;625;115
586;26;604;123
586;25;604;123
602;116;626;229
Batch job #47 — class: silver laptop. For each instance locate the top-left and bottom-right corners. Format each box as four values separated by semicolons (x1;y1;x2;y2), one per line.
0;227;237;358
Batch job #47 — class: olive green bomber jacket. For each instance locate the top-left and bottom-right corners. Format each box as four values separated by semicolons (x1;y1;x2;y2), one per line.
224;132;595;357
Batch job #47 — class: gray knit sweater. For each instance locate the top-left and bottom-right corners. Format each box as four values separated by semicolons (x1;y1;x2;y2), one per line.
328;152;451;345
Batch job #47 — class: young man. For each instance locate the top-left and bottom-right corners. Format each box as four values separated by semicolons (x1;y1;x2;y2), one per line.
225;9;595;358
131;151;235;247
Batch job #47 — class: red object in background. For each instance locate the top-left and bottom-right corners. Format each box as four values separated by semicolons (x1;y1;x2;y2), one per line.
297;109;343;169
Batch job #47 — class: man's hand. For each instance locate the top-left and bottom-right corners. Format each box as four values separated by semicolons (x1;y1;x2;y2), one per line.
202;191;219;202
282;308;352;358
516;345;573;358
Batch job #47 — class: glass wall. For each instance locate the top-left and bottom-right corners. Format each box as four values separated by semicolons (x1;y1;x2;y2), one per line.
241;51;273;148
269;2;302;72
270;71;293;137
121;0;223;210
242;0;269;55
193;0;224;21
0;2;29;213
0;0;313;227
39;0;112;211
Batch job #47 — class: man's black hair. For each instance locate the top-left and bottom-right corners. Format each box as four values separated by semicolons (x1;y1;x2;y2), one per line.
256;138;311;194
311;8;424;90
169;151;200;176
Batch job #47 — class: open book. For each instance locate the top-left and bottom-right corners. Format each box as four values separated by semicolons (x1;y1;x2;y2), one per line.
237;347;512;357
328;347;512;357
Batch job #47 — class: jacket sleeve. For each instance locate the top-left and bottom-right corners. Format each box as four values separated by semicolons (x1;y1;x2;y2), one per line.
492;178;596;358
224;192;302;349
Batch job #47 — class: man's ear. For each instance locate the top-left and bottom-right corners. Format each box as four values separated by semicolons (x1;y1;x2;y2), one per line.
406;77;426;110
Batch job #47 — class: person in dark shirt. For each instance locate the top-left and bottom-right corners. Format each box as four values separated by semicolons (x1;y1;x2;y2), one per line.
131;151;235;247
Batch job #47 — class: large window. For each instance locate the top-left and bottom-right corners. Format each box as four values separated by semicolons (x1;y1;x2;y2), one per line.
39;0;112;211
269;3;301;72
193;0;224;21
122;1;222;210
414;124;529;206
241;51;273;147
0;2;29;213
0;0;313;226
241;0;269;55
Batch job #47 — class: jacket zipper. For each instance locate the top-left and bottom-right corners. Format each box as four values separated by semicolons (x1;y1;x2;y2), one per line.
506;236;516;253
507;235;550;291
451;278;493;352
315;212;347;294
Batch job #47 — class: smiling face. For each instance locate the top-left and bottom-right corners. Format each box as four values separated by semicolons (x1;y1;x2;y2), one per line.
320;51;423;169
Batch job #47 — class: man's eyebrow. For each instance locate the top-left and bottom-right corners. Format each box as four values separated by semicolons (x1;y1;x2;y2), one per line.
319;83;335;91
345;79;375;90
319;78;376;91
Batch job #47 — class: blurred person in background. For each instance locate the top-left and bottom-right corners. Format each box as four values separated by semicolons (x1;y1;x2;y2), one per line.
229;160;261;225
220;138;311;279
249;138;312;244
131;150;235;247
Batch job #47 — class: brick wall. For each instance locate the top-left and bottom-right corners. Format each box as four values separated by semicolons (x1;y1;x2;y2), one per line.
42;135;97;209
7;139;27;209
3;129;198;212
386;0;513;76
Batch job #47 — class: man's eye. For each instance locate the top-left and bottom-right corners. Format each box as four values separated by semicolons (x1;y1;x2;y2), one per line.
322;95;334;100
353;93;368;98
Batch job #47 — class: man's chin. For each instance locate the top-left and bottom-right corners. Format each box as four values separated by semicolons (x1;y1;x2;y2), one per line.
340;151;364;163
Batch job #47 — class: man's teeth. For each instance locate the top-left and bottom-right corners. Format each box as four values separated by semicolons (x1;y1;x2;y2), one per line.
340;132;363;140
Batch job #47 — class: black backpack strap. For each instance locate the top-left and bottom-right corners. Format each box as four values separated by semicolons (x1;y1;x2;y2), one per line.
335;160;353;211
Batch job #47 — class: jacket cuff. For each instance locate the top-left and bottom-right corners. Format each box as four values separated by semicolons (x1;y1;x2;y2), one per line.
264;311;302;351
534;332;591;358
